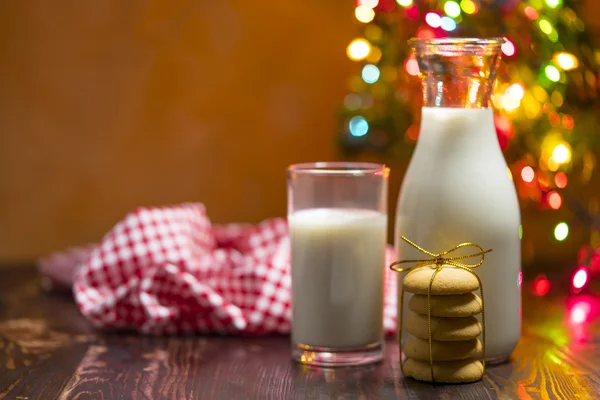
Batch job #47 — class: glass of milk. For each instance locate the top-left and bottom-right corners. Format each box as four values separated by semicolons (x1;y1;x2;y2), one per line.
287;162;389;367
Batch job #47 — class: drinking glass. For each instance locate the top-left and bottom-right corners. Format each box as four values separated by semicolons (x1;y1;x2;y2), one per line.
287;162;389;367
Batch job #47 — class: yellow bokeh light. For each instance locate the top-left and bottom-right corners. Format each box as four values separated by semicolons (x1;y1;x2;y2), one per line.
539;19;554;35
366;46;382;63
507;83;525;99
552;144;571;164
355;6;375;23
532;86;548;102
347;39;371;61
554;52;579;71
501;93;521;111
550;91;563;107
523;97;542;119
460;0;477;14
396;0;413;6
364;25;383;41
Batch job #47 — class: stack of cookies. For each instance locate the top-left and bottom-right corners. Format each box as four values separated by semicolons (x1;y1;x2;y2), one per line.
401;265;485;383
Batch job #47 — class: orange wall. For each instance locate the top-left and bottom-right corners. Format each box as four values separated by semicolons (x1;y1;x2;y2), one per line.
1;1;599;263
0;1;357;260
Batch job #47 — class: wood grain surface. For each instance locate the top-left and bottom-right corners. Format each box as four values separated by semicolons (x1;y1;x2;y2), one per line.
1;266;599;399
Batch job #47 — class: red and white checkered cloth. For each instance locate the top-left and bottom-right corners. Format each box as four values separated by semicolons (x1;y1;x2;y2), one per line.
38;203;398;335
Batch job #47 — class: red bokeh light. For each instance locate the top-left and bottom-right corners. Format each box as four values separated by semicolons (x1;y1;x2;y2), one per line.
572;267;589;290
532;274;550;296
404;57;420;76
548;191;562;210
523;6;538;20
555;172;568;188
377;0;396;11
405;124;420;141
570;301;591;324
562;114;574;130
521;166;535;183
405;5;420;20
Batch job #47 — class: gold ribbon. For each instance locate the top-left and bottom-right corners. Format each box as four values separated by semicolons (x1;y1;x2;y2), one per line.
390;236;492;383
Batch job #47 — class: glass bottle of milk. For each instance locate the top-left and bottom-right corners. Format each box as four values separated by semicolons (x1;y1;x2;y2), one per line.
395;38;521;363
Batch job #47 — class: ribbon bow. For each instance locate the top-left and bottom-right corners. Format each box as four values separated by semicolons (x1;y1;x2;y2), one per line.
390;236;492;273
390;236;492;383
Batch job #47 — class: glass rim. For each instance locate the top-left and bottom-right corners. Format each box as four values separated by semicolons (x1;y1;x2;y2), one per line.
409;37;506;49
287;162;389;177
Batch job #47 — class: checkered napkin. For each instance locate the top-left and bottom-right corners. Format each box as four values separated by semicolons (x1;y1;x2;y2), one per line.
38;203;398;335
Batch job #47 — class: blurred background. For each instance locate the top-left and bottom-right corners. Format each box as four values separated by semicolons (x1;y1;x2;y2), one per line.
1;0;600;276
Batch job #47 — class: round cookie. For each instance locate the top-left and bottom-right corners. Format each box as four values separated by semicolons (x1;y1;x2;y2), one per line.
404;336;483;362
403;265;480;295
403;358;484;383
408;293;482;317
406;313;481;341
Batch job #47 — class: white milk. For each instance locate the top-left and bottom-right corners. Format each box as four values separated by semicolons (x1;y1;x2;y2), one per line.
395;107;521;361
289;208;387;348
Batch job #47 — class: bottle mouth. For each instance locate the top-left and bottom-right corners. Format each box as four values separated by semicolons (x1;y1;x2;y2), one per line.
409;37;505;55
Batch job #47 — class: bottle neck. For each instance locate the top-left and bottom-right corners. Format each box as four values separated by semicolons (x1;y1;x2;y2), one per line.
421;72;496;108
413;39;503;109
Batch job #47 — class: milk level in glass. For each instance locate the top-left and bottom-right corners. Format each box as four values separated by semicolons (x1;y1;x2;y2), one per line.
289;208;387;348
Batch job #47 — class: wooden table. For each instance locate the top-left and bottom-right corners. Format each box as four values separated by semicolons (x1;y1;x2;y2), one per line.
1;266;599;399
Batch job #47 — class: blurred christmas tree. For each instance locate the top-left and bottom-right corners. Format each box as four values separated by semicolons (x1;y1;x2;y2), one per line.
339;0;600;290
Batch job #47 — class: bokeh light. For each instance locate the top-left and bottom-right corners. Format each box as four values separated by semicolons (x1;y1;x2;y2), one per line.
570;301;591;324
405;4;420;19
572;267;589;290
404;57;420;76
555;172;568;188
562;114;575;130
539;19;553;35
501;39;516;57
460;0;477;14
348;116;369;137
366;47;382;63
533;274;551;296
521;166;535;182
396;0;413;6
552;143;571;164
548;191;562;210
416;27;435;39
507;83;525;99
519;224;523;239
425;12;442;28
441;17;457;31
358;0;379;8
355;6;376;23
501;93;520;111
554;222;569;241
551;91;563;107
524;6;538;20
545;65;561;82
344;93;362;110
347;39;371;61
555;52;579;70
545;0;561;8
444;1;461;18
405;124;419;141
362;64;380;84
518;271;523;288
